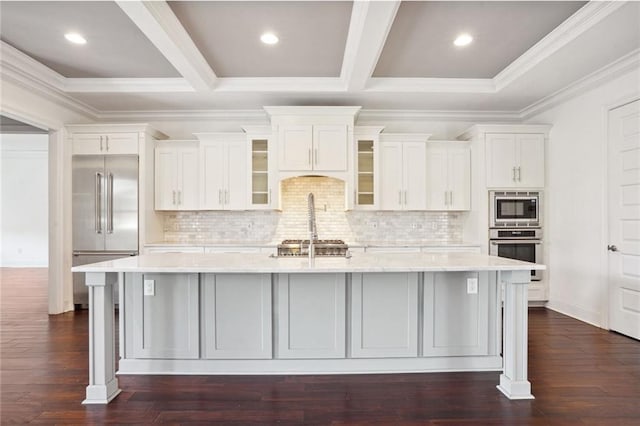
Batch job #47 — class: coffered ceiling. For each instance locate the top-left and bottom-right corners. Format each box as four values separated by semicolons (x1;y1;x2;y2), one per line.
0;1;638;120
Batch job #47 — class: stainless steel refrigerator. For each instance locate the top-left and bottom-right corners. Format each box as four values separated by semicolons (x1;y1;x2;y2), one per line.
72;155;138;308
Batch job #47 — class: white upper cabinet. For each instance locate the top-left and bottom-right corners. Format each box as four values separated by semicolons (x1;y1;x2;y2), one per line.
354;126;384;210
486;133;544;188
278;124;348;172
426;142;471;211
244;128;273;209
197;134;247;211
379;134;430;210
72;132;138;155
154;143;199;211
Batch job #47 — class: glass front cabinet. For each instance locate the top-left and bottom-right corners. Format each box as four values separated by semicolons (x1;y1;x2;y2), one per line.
244;127;273;209
354;127;384;210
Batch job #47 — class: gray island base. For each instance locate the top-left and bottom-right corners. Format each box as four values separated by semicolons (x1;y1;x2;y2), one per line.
72;252;545;404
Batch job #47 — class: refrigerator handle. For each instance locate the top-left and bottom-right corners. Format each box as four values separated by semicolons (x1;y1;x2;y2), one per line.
107;172;114;233
95;172;103;234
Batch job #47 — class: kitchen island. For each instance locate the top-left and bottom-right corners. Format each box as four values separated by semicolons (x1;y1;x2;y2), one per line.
73;251;544;404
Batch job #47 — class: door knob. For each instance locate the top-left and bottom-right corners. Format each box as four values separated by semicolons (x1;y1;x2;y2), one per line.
607;245;618;252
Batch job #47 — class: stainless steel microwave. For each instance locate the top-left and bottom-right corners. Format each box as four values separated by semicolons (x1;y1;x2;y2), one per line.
489;191;541;228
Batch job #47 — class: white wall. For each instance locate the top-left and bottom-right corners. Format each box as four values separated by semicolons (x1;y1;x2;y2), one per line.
0;133;49;266
526;68;640;327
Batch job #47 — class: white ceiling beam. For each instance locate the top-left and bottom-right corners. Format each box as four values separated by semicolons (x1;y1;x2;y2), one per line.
64;78;194;93
494;0;627;91
116;1;217;92
215;78;346;92
341;0;401;92
367;78;496;93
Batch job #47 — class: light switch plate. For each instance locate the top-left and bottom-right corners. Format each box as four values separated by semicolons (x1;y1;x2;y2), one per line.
467;277;478;294
143;279;155;296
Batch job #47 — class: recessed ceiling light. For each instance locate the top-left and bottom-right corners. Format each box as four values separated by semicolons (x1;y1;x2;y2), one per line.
453;33;473;47
65;32;87;45
260;32;279;45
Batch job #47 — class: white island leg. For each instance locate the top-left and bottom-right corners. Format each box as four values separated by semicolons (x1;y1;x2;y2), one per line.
497;270;534;400
83;272;121;404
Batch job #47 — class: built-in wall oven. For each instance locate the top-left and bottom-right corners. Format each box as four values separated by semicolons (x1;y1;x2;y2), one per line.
489;191;543;281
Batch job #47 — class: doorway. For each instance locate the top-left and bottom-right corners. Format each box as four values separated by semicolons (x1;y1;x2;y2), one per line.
607;99;640;340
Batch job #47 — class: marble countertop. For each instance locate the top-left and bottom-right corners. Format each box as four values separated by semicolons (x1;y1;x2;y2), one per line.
144;241;481;248
73;251;544;274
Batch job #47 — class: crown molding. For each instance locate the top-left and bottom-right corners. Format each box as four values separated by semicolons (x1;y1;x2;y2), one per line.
366;78;496;93
341;0;400;91
519;48;640;120
494;1;626;91
65;78;194;93
1;43;98;121
214;77;346;92
95;109;269;123
115;0;217;91
357;109;521;123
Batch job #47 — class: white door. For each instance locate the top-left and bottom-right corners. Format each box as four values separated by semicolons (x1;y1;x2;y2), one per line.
200;142;225;209
313;124;348;171
225;140;247;210
608;99;640;340
517;134;545;188
425;146;448;210
379;141;403;210
154;148;178;210
448;146;471;210
402;142;427;210
178;148;199;210
486;133;517;188
278;125;312;171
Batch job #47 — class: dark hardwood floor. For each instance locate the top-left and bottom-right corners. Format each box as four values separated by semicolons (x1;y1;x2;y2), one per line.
1;268;639;424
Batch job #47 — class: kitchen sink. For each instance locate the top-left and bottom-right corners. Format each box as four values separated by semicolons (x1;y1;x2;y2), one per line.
277;239;348;257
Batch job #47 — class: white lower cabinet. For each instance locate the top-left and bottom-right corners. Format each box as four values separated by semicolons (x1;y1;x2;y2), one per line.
351;273;418;358
276;273;346;359
423;272;491;357
125;273;200;359
202;274;272;359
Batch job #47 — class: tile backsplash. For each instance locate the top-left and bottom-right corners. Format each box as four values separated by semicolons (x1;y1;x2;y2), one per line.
161;176;464;244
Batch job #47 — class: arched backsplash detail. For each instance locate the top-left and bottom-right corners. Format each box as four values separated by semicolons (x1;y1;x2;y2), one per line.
274;175;356;242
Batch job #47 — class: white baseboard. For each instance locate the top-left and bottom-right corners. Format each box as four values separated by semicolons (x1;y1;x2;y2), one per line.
545;300;604;328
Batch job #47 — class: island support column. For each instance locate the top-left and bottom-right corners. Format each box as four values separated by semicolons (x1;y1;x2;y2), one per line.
83;272;121;404
497;270;534;400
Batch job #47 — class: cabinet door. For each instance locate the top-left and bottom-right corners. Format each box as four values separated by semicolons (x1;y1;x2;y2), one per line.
126;273;199;359
379;142;403;210
72;133;138;155
517;134;544;188
225;140;248;210
154;148;178;210
202;274;272;359
177;148;199;210
313;124;348;171
278;125;313;171
425;147;449;210
200;142;225;209
448;146;471;210
103;133;138;154
423;272;489;356
402;142;427;210
486;133;517;188
276;273;346;359
351;273;418;358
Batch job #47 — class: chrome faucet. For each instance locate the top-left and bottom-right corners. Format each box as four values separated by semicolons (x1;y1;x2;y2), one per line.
308;192;318;262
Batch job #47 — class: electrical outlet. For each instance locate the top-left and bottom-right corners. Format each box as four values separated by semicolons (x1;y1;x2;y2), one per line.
466;277;478;294
143;279;155;296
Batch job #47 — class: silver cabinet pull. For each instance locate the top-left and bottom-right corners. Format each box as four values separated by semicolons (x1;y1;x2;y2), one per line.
314;148;318;166
607;244;618;252
218;189;222;204
178;190;182;205
398;190;402;205
517;166;522;182
268;188;272;205
105;135;109;152
225;190;229;204
512;166;517;182
172;190;176;205
404;190;407;205
95;172;103;233
106;173;114;233
99;136;103;152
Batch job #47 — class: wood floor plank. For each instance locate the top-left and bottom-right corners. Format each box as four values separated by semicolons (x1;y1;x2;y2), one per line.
1;268;639;424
